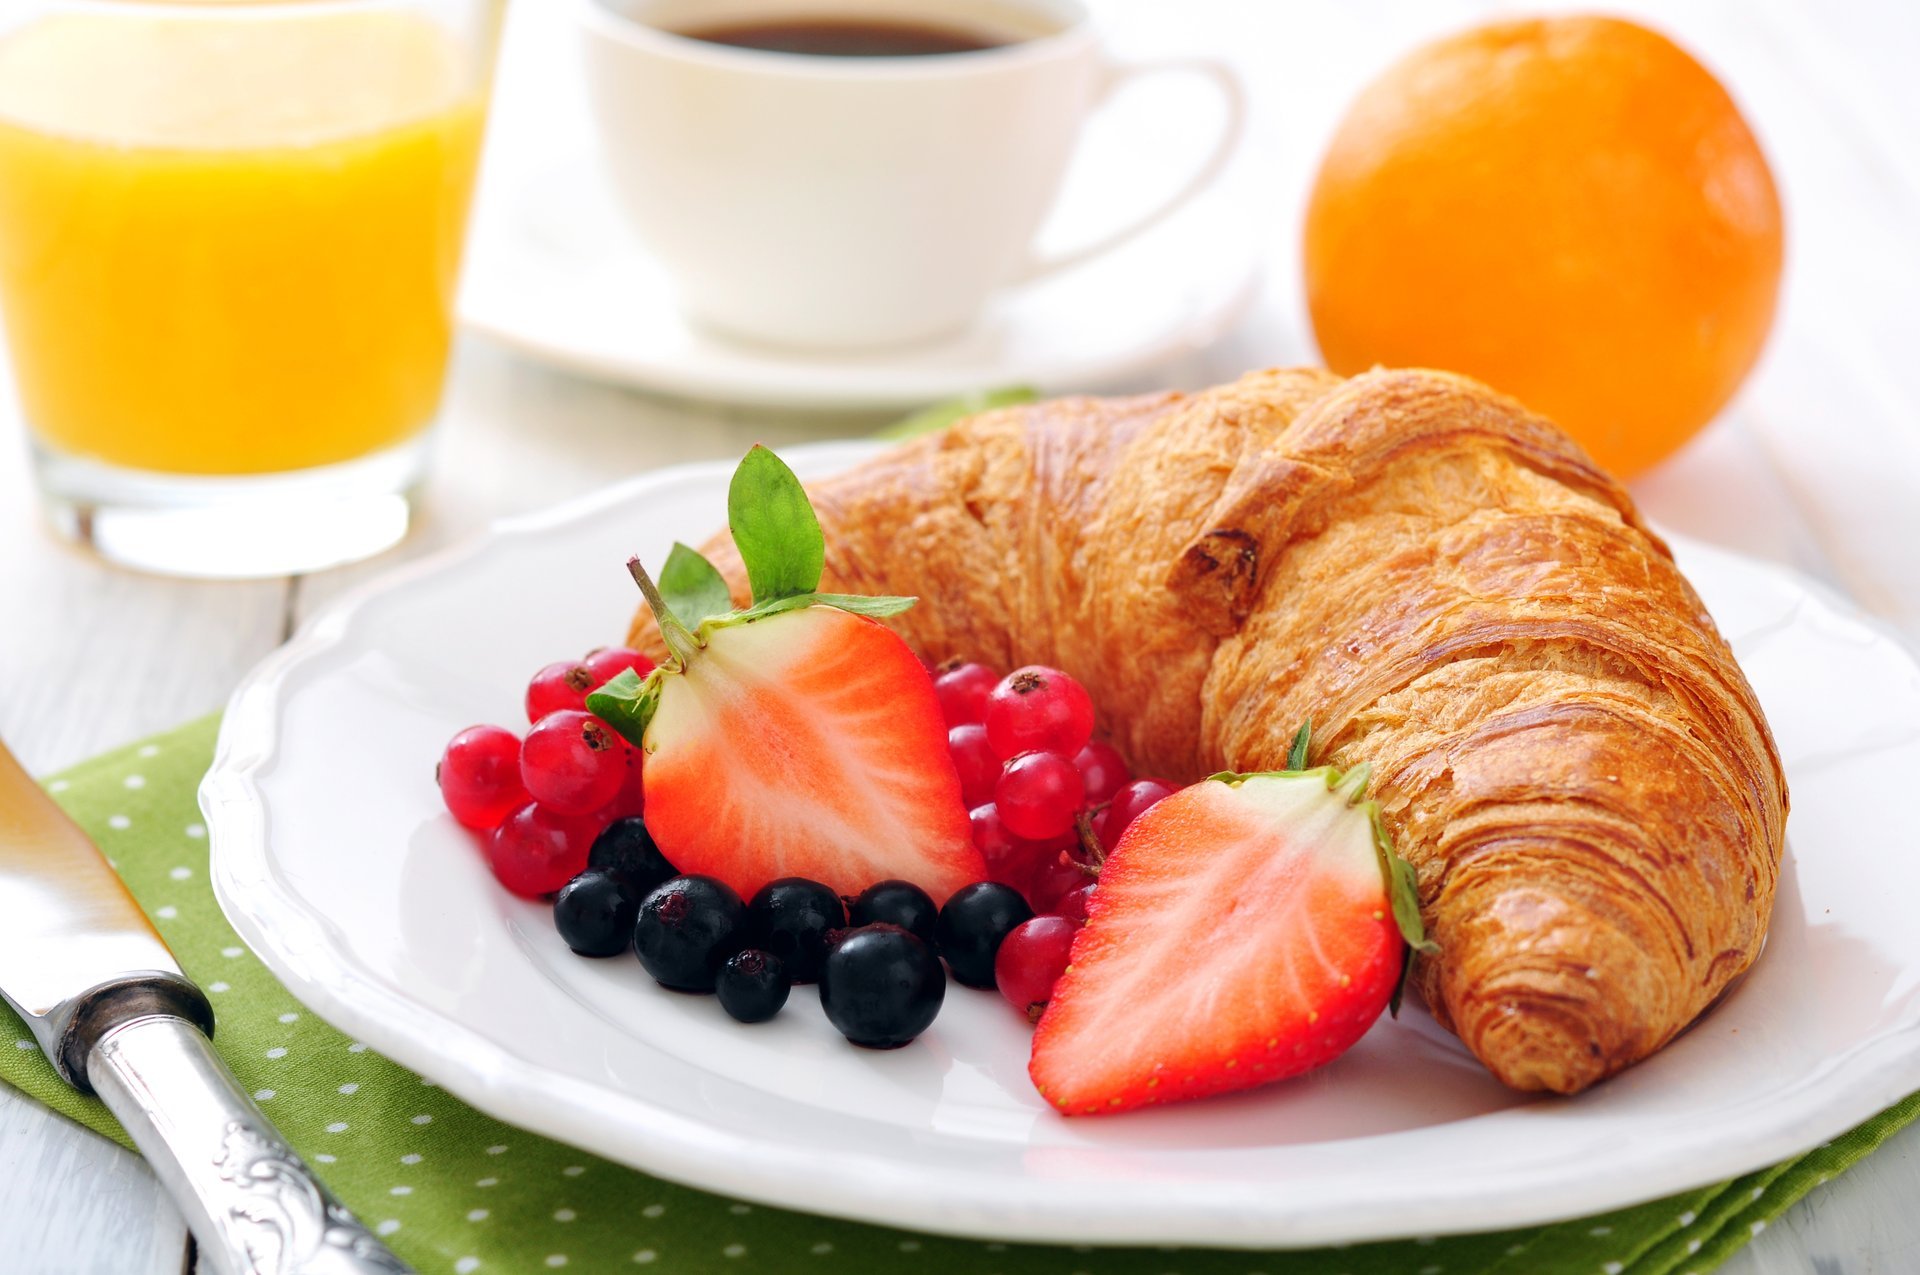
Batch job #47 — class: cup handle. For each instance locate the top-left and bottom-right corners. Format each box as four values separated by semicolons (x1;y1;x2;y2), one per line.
1014;56;1248;285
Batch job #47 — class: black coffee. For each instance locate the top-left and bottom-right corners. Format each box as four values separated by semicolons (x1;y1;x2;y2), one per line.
679;16;1006;57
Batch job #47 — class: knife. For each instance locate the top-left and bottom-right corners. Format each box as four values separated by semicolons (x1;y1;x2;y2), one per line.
0;739;411;1275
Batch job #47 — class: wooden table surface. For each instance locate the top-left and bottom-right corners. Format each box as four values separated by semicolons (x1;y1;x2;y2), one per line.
3;1;1917;1270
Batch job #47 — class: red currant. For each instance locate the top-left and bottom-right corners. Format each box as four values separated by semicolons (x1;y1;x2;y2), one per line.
1102;777;1179;846
437;725;528;831
995;750;1084;841
970;803;1030;883
582;646;656;689
487;802;599;898
1051;881;1096;925
934;661;1000;728
995;915;1078;1018
1025;852;1091;915
983;666;1095;759
947;724;1000;807
969;804;1066;886
1073;740;1130;807
526;660;595;722
521;710;627;815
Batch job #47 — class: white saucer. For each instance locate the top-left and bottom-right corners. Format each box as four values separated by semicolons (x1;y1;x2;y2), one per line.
456;3;1264;410
205;441;1920;1248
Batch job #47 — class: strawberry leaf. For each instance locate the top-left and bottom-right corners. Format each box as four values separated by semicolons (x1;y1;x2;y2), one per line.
659;542;734;629
809;592;916;618
728;444;824;605
709;590;917;631
586;667;661;749
624;446;917;675
1371;808;1437;1016
1286;719;1312;770
1372;812;1434;955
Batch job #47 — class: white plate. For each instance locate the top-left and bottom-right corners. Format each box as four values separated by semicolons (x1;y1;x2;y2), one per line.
204;441;1920;1248
456;4;1262;409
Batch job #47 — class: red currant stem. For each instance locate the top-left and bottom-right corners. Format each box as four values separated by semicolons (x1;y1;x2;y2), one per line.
627;555;700;667
1073;810;1106;874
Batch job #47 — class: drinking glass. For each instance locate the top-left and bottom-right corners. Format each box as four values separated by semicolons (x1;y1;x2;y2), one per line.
0;0;503;577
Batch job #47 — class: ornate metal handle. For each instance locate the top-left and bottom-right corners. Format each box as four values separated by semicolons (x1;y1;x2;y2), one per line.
88;1014;413;1275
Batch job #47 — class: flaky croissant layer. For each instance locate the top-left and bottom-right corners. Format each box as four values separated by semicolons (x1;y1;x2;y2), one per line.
630;368;1788;1095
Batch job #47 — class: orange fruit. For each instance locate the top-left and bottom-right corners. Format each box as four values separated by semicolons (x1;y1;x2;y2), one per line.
1303;16;1783;477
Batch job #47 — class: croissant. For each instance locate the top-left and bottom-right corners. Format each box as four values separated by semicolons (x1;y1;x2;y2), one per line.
628;368;1788;1095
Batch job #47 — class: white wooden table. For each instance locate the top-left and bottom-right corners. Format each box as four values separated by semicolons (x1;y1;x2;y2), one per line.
2;1;1917;1270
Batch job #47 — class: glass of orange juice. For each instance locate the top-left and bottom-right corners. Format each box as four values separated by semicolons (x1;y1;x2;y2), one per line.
0;0;501;577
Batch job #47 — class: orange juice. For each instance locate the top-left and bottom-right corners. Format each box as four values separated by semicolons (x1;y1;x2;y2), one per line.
0;9;488;475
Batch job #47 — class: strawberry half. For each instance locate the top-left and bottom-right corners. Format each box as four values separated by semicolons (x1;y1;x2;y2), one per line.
641;605;980;900
590;445;985;904
1029;763;1431;1116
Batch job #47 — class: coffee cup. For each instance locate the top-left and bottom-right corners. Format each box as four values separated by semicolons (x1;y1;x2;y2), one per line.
580;0;1244;350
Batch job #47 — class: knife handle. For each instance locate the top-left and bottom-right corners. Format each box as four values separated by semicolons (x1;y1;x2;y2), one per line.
88;1013;414;1275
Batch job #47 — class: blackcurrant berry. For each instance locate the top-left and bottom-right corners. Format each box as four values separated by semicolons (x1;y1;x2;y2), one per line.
552;870;640;958
715;949;791;1024
819;924;945;1049
935;882;1034;988
847;879;938;946
744;878;845;983
588;817;677;895
634;875;746;992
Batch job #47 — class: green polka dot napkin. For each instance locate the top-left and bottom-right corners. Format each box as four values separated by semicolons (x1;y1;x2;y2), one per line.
3;716;1915;1275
